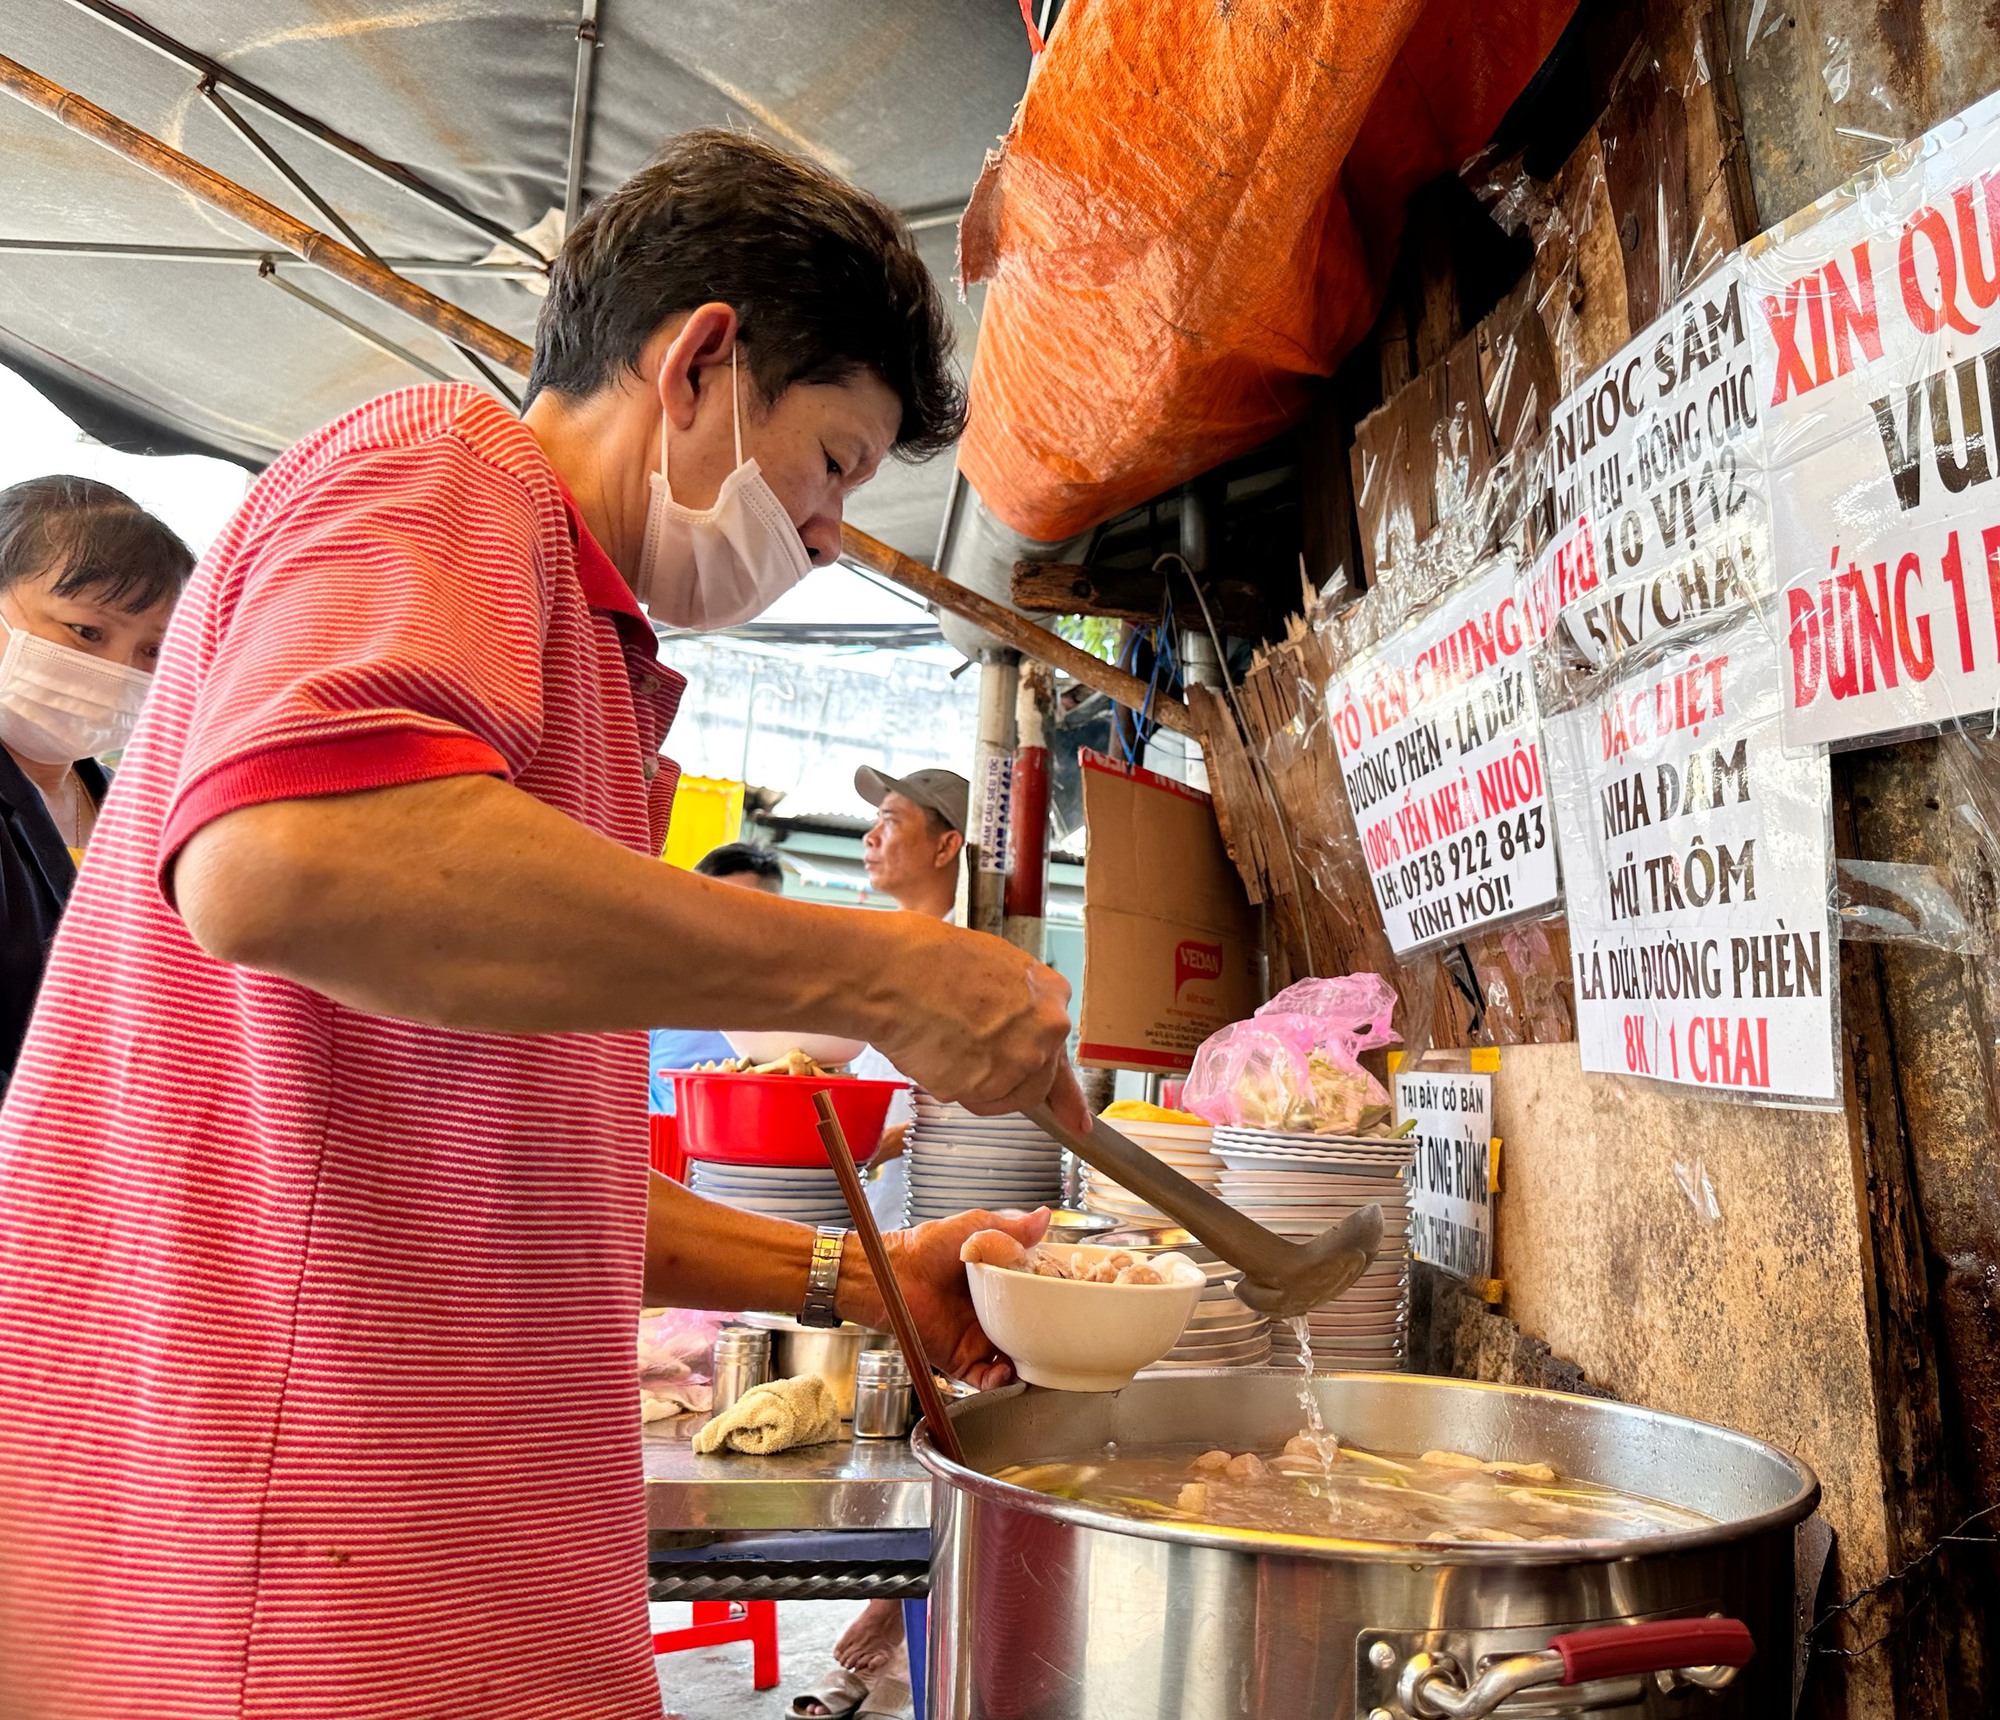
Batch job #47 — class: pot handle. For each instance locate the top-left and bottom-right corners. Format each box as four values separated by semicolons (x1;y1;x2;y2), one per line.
1394;1617;1755;1718
1551;1617;1755;1682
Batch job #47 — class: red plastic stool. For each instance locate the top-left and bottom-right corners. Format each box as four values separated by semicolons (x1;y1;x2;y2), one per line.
651;1600;779;1690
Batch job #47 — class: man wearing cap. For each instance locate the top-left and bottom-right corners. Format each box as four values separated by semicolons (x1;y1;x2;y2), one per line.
854;763;968;921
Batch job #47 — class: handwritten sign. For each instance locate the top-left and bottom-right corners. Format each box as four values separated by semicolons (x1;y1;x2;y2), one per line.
1753;90;2000;747
1325;557;1561;953
1537;260;1774;671
1544;606;1838;1102
1397;1069;1495;1281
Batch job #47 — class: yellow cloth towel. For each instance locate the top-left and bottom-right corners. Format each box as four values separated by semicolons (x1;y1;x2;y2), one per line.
693;1374;842;1455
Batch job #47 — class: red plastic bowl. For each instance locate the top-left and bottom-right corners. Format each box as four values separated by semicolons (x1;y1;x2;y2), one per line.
670;1070;904;1167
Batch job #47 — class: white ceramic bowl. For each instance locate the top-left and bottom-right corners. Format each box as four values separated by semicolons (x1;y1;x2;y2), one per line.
966;1243;1205;1393
723;1031;868;1067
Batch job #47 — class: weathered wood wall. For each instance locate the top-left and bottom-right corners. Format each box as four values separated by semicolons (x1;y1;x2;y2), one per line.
1190;2;2000;1711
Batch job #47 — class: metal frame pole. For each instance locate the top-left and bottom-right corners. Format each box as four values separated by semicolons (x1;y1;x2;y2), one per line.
563;0;602;229
0;50;534;375
54;0;545;260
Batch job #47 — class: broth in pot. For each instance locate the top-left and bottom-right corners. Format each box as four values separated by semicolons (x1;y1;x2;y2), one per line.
992;1432;1711;1545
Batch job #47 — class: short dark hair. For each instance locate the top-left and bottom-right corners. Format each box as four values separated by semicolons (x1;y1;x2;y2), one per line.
526;129;965;459
0;475;193;612
695;841;784;885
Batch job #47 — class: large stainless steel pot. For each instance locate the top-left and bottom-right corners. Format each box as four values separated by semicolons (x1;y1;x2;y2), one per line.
914;1372;1818;1720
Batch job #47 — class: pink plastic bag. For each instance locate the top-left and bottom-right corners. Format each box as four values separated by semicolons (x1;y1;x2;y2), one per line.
1183;974;1401;1134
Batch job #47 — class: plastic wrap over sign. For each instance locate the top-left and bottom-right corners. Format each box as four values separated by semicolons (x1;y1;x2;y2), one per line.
1543;603;1838;1105
1535;259;1774;679
1753;89;2000;748
1325;555;1562;955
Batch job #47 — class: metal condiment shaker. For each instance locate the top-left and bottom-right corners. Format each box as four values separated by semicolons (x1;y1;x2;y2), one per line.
708;1325;771;1417
851;1347;914;1440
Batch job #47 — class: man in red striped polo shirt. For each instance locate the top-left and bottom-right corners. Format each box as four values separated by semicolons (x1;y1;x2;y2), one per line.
0;130;1083;1719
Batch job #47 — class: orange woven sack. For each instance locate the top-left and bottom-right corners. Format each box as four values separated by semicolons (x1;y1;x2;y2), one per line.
958;0;1578;543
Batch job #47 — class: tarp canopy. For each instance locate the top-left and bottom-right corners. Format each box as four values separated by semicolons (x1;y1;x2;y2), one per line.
0;0;1031;559
957;0;1578;543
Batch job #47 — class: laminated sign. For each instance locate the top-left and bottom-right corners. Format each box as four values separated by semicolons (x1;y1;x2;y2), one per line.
1325;555;1562;954
1752;90;2000;747
1538;264;1839;1105
1396;1069;1494;1282
1544;607;1837;1103
1535;258;1773;668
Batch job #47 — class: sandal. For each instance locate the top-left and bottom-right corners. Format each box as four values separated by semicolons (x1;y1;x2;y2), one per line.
857;1672;914;1719
788;1667;870;1720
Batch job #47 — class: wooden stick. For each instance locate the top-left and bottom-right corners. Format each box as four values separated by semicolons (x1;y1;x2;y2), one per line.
841;525;1199;738
0;51;535;376
812;1090;967;1467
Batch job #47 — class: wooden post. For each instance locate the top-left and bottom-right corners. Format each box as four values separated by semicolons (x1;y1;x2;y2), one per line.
841;525;1197;737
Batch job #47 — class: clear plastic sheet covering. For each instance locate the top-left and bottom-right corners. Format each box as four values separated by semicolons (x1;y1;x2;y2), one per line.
955;0;1581;541
1528;243;1843;1107
1739;88;2000;1105
1833;859;1975;951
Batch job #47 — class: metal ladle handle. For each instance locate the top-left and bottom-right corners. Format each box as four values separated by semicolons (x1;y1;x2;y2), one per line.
1023;1103;1382;1317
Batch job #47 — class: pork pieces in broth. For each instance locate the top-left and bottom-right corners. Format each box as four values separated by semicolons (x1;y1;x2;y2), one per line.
992;1435;1710;1545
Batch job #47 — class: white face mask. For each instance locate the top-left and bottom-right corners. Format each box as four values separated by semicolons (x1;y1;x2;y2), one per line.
634;348;812;630
0;618;153;766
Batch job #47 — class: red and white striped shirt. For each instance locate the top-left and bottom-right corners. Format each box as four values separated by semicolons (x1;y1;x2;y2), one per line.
0;385;684;1718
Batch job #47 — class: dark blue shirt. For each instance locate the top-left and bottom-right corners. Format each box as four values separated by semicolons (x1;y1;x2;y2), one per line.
0;752;106;1097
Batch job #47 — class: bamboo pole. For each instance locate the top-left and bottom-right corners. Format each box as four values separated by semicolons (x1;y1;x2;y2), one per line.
0;50;535;375
0;49;1200;736
841;525;1198;737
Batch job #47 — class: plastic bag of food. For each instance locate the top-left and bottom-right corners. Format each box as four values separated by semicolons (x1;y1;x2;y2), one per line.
1182;974;1400;1134
638;1307;731;1380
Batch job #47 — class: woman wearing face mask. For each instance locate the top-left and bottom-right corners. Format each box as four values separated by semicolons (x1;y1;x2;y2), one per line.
0;475;188;1095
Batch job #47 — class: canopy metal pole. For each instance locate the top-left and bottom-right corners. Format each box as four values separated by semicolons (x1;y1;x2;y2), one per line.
0;238;546;277
563;0;602;229
55;0;545;261
200;78;384;266
256;259;453;383
0;50;535;375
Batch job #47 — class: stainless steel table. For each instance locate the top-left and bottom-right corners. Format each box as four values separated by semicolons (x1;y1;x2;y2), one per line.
645;1415;939;1716
646;1413;933;1534
645;1414;934;1602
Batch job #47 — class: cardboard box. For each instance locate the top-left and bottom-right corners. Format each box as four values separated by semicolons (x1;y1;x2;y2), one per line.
1078;750;1259;1071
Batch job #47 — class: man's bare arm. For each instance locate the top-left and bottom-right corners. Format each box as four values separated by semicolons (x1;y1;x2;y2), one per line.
173;773;1085;1121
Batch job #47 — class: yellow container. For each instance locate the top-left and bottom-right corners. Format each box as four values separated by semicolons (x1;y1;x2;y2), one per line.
662;774;746;870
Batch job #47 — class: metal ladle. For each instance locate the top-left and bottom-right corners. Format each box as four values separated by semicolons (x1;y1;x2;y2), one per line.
1025;1103;1382;1319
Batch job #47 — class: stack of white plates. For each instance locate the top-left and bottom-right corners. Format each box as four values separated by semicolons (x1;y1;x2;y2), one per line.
687;1160;851;1226
1211;1127;1414;1372
1088;1224;1272;1373
905;1094;1065;1224
1079;1117;1222;1227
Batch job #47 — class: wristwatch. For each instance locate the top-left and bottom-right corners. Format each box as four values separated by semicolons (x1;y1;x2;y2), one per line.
799;1225;847;1329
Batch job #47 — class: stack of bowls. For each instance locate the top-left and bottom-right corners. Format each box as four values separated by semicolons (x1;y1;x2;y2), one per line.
1093;1223;1273;1373
686;1160;852;1225
1078;1114;1222;1226
905;1093;1065;1224
1211;1126;1413;1371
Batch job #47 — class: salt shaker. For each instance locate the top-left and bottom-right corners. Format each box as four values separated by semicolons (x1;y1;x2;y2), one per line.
851;1348;914;1439
709;1325;771;1417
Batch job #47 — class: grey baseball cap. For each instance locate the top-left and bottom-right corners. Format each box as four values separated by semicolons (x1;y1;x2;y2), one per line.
855;765;970;834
